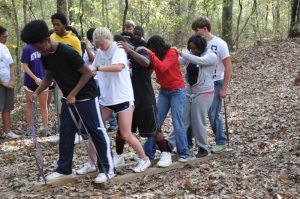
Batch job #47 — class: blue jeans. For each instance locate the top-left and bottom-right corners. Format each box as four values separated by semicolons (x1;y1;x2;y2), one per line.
143;87;190;159
108;112;117;125
187;80;227;146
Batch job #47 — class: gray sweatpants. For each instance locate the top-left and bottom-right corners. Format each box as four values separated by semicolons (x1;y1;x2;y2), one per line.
165;93;214;150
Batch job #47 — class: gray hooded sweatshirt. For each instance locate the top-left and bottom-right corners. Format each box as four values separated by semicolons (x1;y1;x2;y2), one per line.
179;48;217;96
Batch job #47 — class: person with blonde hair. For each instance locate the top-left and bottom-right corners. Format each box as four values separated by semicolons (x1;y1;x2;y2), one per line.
124;20;135;33
77;27;151;177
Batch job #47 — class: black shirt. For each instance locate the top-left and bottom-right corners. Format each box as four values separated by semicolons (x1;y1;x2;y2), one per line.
41;43;97;100
129;49;156;108
187;62;199;86
133;40;147;48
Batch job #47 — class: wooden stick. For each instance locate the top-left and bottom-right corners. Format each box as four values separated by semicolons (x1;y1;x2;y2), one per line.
32;150;233;191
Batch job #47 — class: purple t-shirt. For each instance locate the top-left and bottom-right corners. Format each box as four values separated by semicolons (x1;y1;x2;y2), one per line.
21;44;45;86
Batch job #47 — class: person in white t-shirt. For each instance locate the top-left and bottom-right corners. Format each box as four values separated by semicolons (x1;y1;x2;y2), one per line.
77;27;151;175
187;17;232;154
0;25;20;139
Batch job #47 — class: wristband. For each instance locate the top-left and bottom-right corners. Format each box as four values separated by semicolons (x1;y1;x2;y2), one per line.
96;66;99;71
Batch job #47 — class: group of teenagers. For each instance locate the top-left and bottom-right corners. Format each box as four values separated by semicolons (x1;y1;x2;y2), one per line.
0;13;232;183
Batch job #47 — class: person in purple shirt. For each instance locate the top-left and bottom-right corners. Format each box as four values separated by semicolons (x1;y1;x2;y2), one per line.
21;44;51;136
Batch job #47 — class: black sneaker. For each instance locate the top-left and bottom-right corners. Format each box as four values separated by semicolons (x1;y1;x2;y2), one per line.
107;123;118;132
196;147;208;158
83;134;89;140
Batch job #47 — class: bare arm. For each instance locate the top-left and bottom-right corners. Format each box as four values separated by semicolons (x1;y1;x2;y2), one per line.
219;57;232;99
82;40;95;62
90;64;124;72
8;63;15;88
29;70;53;103
23;62;42;85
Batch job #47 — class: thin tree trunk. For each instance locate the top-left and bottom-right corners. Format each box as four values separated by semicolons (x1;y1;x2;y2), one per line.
57;0;63;13
289;0;298;37
105;0;109;29
122;0;129;32
276;0;280;31
69;0;74;23
28;0;36;20
222;0;233;50
23;0;28;25
236;0;242;49
102;0;105;27
203;0;209;17
79;0;84;36
39;0;45;20
63;0;70;25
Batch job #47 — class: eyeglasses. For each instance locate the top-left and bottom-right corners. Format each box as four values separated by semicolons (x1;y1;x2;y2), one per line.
0;36;9;40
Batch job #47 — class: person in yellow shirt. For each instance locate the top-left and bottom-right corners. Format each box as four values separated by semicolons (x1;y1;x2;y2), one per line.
50;13;82;56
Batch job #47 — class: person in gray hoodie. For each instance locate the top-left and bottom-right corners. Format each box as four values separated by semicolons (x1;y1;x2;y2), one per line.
165;34;217;158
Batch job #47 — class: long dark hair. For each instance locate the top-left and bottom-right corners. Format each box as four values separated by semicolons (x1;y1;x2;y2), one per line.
146;35;170;59
187;34;207;53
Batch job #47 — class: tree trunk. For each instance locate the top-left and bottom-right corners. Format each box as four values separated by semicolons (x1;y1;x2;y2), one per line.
105;0;109;29
63;0;70;25
69;0;74;23
222;0;233;51
23;0;28;25
290;0;300;37
102;0;105;27
122;0;129;32
236;0;242;49
57;0;63;13
276;0;280;30
79;0;84;36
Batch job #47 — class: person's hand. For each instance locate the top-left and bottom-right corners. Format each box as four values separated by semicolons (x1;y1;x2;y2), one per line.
172;47;182;56
66;93;76;105
29;93;38;103
35;78;42;85
8;80;15;89
2;82;11;88
117;41;133;53
81;40;87;45
90;48;97;55
136;46;149;52
50;81;54;87
294;74;300;86
219;88;227;99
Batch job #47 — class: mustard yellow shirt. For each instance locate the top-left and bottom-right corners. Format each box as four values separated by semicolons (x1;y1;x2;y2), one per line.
50;31;82;56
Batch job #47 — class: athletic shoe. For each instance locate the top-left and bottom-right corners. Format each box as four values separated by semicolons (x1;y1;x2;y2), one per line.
74;133;83;144
133;157;151;173
108;123;118;132
40;128;51;136
45;172;72;181
196;148;209;158
76;162;97;175
25;128;32;136
211;145;227;154
3;131;20;139
178;156;190;163
94;173;115;183
156;152;172;167
113;153;125;167
83;134;89;140
49;134;60;143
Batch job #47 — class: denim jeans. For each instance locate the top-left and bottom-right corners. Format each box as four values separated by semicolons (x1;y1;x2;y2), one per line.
187;79;227;146
108;112;117;125
143;87;190;159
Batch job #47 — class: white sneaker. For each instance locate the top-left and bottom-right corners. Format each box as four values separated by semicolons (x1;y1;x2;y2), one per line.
94;173;115;183
4;131;20;139
76;162;97;175
49;134;60;143
157;152;172;167
74;133;83;144
178;156;190;163
45;172;72;181
113;153;125;167
133;157;151;173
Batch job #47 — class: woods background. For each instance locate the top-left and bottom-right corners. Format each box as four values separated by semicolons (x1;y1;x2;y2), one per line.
0;0;300;92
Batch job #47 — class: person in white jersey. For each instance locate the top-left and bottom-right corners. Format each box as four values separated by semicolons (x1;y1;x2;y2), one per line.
77;27;151;176
187;17;232;154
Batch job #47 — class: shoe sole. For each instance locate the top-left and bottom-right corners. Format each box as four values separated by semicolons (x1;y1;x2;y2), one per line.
133;164;151;173
196;153;209;158
76;169;97;175
157;162;172;167
211;149;227;154
94;174;115;183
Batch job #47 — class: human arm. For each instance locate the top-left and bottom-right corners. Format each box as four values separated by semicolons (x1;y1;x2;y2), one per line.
82;40;95;62
219;57;232;99
117;41;150;67
22;62;42;85
8;63;15;88
29;70;53;103
0;78;10;88
90;64;124;72
294;72;300;86
181;51;217;66
171;47;187;65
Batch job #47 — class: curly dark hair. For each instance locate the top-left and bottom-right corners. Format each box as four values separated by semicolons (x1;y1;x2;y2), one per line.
51;13;68;25
66;26;78;37
0;25;7;35
134;26;144;34
146;35;170;60
187;34;207;53
87;28;96;41
113;34;126;42
21;20;50;44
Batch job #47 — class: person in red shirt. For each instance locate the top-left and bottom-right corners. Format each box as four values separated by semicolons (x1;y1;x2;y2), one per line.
137;35;190;162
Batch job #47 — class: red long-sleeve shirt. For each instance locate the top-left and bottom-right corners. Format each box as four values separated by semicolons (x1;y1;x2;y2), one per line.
149;48;185;90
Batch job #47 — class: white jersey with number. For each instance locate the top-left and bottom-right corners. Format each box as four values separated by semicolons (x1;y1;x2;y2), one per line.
206;36;230;81
92;42;134;106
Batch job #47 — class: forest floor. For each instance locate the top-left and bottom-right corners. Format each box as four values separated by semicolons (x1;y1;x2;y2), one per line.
1;37;300;199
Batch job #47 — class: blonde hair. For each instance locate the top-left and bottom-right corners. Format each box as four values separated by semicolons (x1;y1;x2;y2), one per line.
124;20;135;28
93;27;113;43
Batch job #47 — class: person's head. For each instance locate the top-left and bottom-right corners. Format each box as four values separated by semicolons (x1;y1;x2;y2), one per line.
21;20;52;56
124;20;135;33
146;35;170;59
113;34;126;42
133;26;144;44
191;17;211;36
93;27;113;51
65;25;79;37
87;28;96;44
121;31;134;44
49;29;55;35
187;34;207;56
51;13;68;37
0;25;8;44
